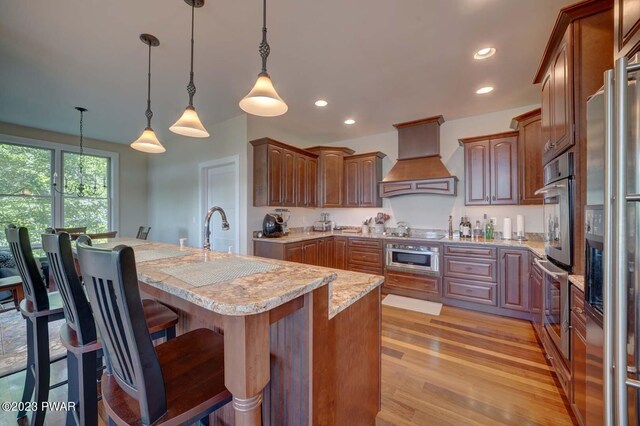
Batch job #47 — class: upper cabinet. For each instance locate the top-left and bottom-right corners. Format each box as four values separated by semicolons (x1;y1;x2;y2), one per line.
306;146;355;208
533;0;613;273
250;138;319;208
615;0;640;59
459;131;519;206
343;152;386;208
511;108;544;205
252;140;383;208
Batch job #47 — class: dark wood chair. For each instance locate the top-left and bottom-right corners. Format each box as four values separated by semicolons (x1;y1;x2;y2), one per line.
136;226;151;240
5;225;65;426
69;231;118;241
42;232;180;426
76;242;231;425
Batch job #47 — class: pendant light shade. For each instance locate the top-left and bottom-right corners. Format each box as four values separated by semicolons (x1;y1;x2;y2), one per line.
239;72;288;117
131;33;166;154
131;128;166;153
170;107;210;137
170;0;209;138
239;0;288;117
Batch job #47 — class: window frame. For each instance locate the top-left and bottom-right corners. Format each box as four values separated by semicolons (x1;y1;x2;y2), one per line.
0;133;120;234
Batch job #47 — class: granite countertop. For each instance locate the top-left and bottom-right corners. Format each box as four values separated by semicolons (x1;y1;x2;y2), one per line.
254;231;546;258
97;239;383;318
568;274;585;292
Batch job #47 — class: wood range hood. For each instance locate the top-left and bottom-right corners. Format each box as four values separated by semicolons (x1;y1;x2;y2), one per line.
379;115;458;197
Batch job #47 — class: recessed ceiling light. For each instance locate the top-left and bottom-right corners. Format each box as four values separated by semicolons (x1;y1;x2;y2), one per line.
344;119;356;125
476;86;494;94
315;100;328;107
474;47;496;60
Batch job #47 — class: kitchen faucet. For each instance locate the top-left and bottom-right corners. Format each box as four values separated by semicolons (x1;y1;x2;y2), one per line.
203;206;230;250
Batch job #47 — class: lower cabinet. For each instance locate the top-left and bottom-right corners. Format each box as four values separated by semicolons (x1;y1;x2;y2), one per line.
284;242;303;263
498;248;529;312
302;240;319;266
444;277;497;305
347;238;384;275
334;237;348;270
384;269;441;299
317;238;334;268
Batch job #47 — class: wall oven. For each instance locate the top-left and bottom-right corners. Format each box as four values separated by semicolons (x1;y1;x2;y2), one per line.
535;151;574;272
385;243;439;275
535;257;570;361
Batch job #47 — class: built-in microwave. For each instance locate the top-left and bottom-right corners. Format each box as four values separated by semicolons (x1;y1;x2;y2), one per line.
385;243;440;275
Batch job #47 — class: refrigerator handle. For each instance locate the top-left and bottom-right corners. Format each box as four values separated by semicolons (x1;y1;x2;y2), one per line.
615;55;630;425
603;66;615;426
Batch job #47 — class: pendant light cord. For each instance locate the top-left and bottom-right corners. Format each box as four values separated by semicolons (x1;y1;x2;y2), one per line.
145;42;153;129
187;1;196;106
259;0;270;74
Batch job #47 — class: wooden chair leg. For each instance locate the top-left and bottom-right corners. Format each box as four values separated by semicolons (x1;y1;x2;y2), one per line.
18;319;35;421
165;325;176;341
67;351;98;426
31;316;51;426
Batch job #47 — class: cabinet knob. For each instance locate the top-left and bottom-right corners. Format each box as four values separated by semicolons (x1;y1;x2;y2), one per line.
492;195;496;201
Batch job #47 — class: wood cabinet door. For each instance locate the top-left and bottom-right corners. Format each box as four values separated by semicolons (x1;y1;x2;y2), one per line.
490;136;518;205
464;140;491;205
540;72;553;160
295;154;307;207
324;237;334;268
333;237;348;270
530;263;543;317
268;146;283;206
519;115;544;205
499;249;529;312
317;238;326;267
282;150;296;207
284;243;303;264
307;158;318;208
321;153;344;207
615;0;640;59
551;28;572;155
302;240;318;266
343;158;360;207
359;157;377;207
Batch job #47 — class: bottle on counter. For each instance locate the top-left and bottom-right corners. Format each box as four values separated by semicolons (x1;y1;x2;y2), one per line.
462;217;471;239
448;216;454;238
459;217;465;237
485;218;494;240
473;220;483;239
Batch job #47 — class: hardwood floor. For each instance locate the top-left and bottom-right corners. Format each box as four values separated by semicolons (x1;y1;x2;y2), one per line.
376;304;577;426
1;304;576;425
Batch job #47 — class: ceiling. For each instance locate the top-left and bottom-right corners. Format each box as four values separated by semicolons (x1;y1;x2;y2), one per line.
0;0;574;145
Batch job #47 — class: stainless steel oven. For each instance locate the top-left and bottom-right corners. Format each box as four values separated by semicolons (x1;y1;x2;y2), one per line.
535;257;570;361
535;151;574;271
385;243;439;275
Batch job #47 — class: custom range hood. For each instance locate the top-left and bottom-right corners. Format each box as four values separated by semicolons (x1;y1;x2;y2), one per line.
380;115;458;197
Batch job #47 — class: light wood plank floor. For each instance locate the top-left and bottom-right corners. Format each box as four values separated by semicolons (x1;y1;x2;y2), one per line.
376;304;577;426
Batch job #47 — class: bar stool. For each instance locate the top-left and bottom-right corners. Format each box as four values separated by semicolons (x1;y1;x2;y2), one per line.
136;226;151;240
6;225;65;426
76;241;231;425
42;232;180;426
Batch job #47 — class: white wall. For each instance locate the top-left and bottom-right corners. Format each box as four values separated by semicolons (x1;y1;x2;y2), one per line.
147;115;249;253
247;105;544;239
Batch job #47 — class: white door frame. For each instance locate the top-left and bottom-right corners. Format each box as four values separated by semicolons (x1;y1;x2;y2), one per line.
198;155;240;251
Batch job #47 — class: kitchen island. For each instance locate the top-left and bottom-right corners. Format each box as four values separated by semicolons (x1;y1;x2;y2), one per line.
97;239;383;426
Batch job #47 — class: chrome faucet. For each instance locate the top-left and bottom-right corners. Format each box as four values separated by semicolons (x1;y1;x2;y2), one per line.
203;206;230;251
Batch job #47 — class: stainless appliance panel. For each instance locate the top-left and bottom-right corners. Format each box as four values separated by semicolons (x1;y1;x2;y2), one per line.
385;243;439;275
537;171;574;270
587;89;605;206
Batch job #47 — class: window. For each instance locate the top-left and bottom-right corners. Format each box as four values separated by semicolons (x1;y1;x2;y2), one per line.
0;136;118;246
0;143;53;246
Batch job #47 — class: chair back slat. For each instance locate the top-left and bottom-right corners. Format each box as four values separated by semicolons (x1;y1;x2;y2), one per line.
41;231;96;344
5;226;49;311
54;227;87;234
136;227;151;240
76;242;166;424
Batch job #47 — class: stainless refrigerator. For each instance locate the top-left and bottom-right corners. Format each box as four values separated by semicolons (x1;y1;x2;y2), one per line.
599;55;640;425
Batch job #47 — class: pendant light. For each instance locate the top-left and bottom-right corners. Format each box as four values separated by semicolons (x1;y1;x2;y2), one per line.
131;34;166;154
170;0;210;137
239;0;288;117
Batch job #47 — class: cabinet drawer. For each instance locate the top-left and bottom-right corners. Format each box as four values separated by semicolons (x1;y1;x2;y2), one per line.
444;257;497;282
385;270;440;296
349;238;383;249
348;249;383;266
444;278;497;306
444;244;497;259
348;263;383;276
571;312;586;339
